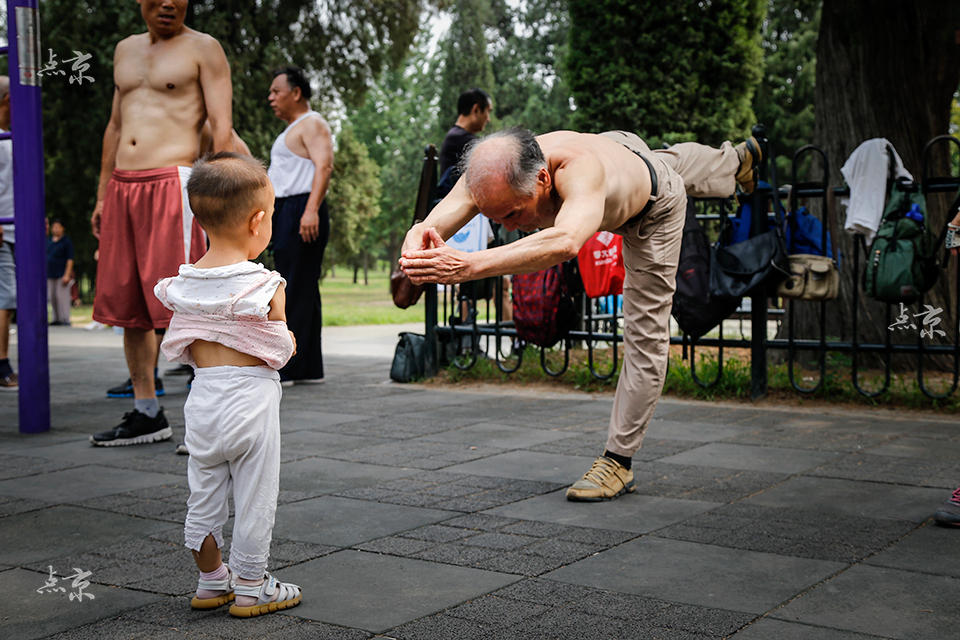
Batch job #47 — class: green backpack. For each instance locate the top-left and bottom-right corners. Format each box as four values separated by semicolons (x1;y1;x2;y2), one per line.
863;182;944;304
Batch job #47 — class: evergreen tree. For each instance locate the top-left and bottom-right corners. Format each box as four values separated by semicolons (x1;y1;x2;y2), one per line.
324;126;381;278
565;0;765;146
435;0;497;139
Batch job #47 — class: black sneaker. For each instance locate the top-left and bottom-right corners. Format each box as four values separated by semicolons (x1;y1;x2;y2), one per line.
934;486;960;527
106;377;165;398
89;409;172;446
175;442;189;455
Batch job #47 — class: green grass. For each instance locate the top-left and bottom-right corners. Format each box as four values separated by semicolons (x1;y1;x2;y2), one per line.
321;265;424;326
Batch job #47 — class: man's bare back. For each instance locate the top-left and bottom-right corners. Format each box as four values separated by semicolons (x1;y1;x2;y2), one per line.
113;27;231;170
536;131;654;233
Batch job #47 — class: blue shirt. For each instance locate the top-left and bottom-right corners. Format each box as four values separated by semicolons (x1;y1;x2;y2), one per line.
46;235;74;279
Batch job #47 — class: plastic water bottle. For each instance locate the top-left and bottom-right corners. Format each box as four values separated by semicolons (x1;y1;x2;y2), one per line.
905;204;924;223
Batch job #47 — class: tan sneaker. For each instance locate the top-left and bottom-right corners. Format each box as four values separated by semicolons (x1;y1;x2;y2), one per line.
735;136;763;194
566;456;635;501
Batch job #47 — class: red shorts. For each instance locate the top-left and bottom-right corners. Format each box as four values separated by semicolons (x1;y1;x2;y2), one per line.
93;166;206;330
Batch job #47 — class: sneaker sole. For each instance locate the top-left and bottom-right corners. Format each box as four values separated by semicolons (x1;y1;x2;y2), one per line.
0;385;18;392
106;389;166;399
89;426;173;447
229;595;301;618
566;482;636;502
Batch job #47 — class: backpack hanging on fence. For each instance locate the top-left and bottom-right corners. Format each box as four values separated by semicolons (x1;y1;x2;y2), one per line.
577;231;624;298
863;179;947;304
511;260;580;348
672;200;741;340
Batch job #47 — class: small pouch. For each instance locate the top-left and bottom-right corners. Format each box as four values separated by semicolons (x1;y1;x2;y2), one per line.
777;254;839;300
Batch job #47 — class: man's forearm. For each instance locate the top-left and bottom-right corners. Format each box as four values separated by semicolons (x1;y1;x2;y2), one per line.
467;228;580;280
304;166;331;215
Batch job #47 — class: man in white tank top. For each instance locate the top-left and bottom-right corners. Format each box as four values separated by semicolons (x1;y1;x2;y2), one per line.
267;67;334;384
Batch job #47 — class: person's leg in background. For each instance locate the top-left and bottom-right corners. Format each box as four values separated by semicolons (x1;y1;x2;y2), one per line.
0;241;16;389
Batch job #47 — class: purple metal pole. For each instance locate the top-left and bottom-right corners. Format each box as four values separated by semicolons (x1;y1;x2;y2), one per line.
7;0;50;433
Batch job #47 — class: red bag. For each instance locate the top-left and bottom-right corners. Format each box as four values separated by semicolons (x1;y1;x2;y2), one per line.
511;262;578;348
577;231;624;298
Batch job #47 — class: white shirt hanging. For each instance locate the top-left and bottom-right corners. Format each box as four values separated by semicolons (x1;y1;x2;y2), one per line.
840;138;912;242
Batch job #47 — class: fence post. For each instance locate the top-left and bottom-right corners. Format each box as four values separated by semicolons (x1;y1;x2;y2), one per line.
749;125;769;400
7;0;50;433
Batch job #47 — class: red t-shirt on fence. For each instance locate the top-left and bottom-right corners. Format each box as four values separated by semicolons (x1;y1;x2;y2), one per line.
577;231;624;298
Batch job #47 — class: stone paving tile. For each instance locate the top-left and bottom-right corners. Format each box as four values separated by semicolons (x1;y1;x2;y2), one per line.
659;442;839;474
358;513;635;577
77;482;190;523
772;564;960;639
527;433;701;461
0;452;85;480
41;618;222;640
642;418;750;442
631;461;789;502
324;440;507;470
0;464;185;503
311;414;479;439
724;424;898;452
731;618;894;639
386;578;752;639
865;523;960;578
0;494;50;518
655;503;918;562
809;452;957;489
333;471;564;513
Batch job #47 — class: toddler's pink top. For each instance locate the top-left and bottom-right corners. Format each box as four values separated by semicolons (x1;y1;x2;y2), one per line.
154;261;294;370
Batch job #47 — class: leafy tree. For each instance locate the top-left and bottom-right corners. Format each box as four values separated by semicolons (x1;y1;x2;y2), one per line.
435;0;497;139
324;126;381;281
489;0;573;133
565;0;765;146
352;35;441;269
751;0;819;173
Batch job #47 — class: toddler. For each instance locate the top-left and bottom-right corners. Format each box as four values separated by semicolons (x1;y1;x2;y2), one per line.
154;152;301;618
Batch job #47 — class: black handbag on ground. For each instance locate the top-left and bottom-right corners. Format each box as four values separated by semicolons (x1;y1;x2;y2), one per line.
390;332;426;383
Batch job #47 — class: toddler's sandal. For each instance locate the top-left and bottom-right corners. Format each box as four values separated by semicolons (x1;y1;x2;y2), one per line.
190;565;235;609
229;573;301;618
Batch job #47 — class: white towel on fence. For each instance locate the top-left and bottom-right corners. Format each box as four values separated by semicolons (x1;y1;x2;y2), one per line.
840;138;912;242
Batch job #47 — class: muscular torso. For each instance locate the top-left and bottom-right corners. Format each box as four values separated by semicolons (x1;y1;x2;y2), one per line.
537;131;653;232
113;29;209;170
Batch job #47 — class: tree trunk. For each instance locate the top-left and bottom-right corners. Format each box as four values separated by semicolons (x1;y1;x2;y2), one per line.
363;251;369;285
788;0;960;369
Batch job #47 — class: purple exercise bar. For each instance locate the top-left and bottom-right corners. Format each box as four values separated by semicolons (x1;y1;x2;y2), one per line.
6;0;50;433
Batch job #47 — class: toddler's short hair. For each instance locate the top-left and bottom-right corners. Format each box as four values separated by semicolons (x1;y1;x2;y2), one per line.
188;152;271;230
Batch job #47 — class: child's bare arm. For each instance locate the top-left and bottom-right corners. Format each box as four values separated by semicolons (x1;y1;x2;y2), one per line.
269;283;296;353
268;284;287;322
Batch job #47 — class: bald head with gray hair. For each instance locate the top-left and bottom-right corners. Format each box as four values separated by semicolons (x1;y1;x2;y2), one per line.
460;127;546;202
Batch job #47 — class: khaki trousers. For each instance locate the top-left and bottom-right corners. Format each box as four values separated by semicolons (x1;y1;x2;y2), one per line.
599;131;740;456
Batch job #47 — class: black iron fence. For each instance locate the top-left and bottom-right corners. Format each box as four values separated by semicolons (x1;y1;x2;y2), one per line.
417;133;960;401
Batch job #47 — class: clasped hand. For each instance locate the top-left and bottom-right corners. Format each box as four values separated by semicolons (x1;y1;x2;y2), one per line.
399;227;472;285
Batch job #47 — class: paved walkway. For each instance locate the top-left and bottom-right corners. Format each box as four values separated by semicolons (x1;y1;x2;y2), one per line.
0;325;958;639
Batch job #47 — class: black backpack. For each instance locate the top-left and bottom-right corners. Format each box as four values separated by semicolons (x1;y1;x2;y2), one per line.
672;200;742;340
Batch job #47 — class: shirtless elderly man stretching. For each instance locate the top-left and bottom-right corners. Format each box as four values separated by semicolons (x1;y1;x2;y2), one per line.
400;128;760;500
90;0;234;447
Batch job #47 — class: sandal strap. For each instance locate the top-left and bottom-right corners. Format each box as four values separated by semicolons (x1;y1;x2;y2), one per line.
197;565;234;592
233;573;301;603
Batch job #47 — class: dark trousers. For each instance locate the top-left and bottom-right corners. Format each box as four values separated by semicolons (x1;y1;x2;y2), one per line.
272;194;329;381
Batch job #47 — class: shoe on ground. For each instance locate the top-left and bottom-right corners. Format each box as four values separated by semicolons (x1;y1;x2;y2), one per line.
106;376;165;399
229;573;302;618
280;380;294;388
566;455;635;502
89;408;172;446
0;372;17;391
176;442;189;455
934;487;960;527
735;136;762;194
